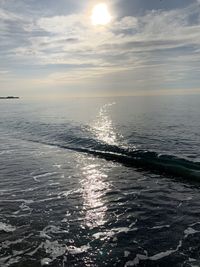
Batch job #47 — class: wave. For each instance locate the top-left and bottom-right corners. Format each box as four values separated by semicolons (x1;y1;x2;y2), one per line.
4;120;200;180
61;145;200;180
27;138;200;181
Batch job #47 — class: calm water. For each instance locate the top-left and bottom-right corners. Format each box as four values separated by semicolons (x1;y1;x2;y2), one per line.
0;95;200;267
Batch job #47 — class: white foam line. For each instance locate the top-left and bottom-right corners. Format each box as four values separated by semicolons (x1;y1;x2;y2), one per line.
190;221;200;227
26;243;43;256
0;199;34;203
124;240;183;266
0;256;21;267
124;254;148;266
93;227;138;241
129;219;137;228
33;172;58;182
150;225;170;230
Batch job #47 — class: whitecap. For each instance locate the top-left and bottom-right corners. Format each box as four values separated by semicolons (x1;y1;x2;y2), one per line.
43;240;66;259
124;251;131;257
53;164;62;169
0;222;16;232
184;227;200;238
41;257;52;266
66;244;90;255
40;225;68;239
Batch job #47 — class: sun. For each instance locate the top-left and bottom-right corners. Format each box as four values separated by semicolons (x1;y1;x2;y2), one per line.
91;3;112;26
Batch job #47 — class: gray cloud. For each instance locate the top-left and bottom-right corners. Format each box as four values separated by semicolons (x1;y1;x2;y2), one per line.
0;0;200;96
114;0;197;17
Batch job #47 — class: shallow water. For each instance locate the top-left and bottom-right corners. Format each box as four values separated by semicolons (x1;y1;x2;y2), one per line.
0;95;200;266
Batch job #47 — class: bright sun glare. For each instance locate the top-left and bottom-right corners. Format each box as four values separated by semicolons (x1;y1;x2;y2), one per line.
91;3;112;25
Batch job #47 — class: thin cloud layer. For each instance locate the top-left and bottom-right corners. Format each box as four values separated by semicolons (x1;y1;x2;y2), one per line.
0;0;200;97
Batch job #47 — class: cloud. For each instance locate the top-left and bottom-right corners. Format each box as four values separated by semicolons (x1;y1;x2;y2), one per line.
1;0;200;96
114;0;197;16
0;7;21;21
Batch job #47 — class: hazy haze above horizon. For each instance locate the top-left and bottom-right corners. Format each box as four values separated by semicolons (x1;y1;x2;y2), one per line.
1;0;200;98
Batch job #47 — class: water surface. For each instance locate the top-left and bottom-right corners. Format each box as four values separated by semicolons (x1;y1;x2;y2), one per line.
0;95;200;266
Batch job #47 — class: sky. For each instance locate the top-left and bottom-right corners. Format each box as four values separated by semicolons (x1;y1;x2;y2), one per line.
0;0;200;98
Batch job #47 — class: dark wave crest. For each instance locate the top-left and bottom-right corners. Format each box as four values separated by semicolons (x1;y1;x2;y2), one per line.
28;139;200;181
59;146;200;180
5;120;200;180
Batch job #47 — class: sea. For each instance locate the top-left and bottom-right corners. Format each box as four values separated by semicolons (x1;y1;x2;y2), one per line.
0;95;200;267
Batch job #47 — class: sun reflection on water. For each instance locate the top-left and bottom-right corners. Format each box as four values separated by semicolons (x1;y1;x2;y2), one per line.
77;103;120;228
79;156;110;228
91;102;119;146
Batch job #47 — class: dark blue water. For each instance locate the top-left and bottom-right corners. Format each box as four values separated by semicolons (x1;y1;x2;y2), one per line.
0;95;200;266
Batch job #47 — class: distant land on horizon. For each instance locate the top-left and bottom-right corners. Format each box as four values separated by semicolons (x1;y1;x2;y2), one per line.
0;96;19;99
